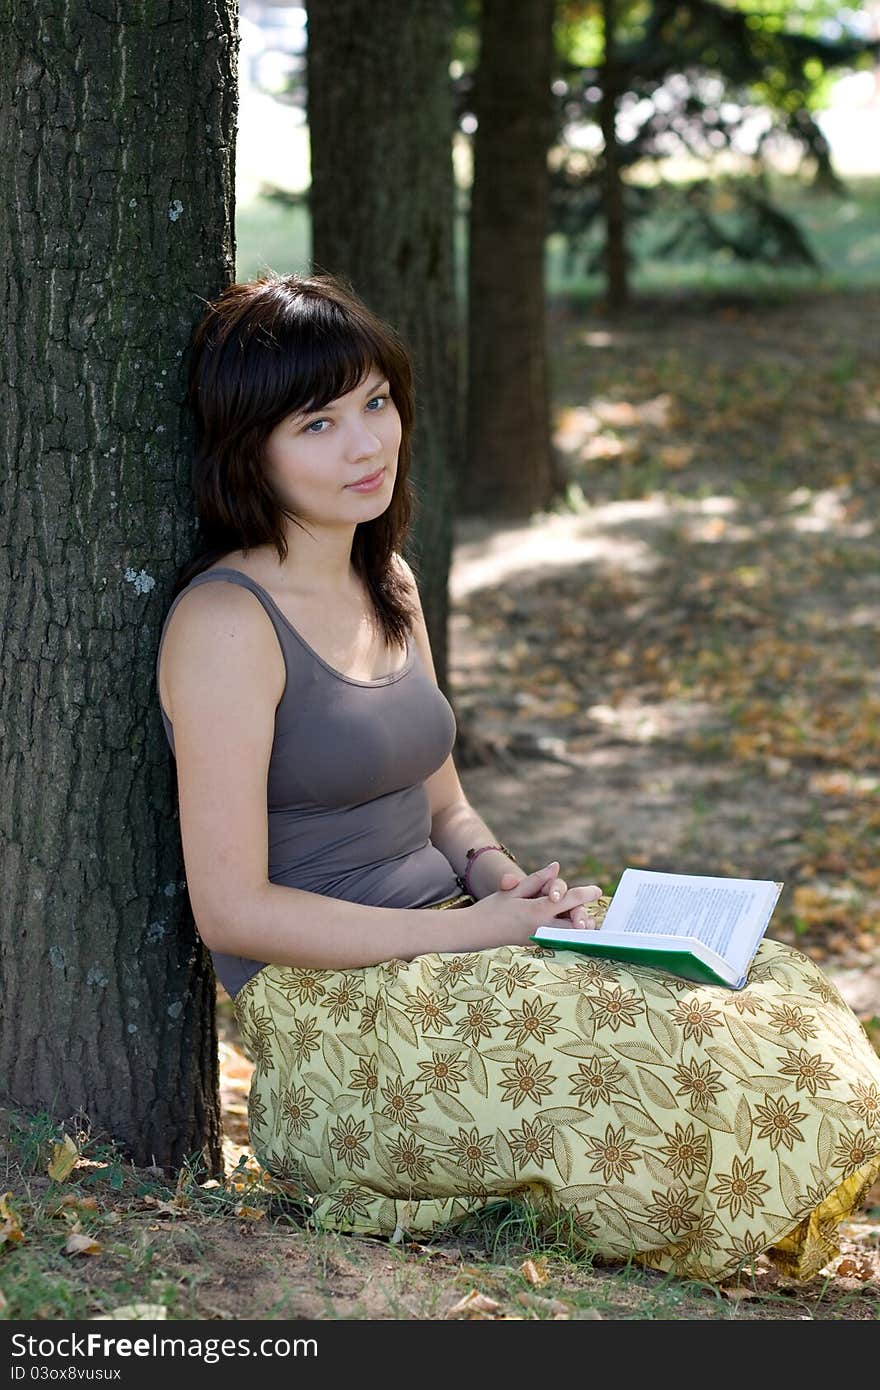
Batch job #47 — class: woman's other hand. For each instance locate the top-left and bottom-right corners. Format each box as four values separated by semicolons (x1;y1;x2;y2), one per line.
462;863;602;949
499;861;600;930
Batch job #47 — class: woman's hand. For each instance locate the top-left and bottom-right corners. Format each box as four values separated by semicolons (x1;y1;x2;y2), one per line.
462;863;602;950
499;861;599;929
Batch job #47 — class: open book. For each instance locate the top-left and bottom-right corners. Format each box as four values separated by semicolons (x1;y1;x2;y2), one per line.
530;868;784;989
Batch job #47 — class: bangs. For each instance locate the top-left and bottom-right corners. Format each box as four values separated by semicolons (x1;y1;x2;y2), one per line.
266;291;391;423
190;271;413;457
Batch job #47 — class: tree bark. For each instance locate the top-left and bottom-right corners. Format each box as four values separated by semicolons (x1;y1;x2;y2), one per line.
305;0;459;692
0;1;237;1173
462;0;557;519
600;0;628;313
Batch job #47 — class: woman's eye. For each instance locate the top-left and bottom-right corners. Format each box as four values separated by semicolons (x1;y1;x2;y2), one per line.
303;395;388;433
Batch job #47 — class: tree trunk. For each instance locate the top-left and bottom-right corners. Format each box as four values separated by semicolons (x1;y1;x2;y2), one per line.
0;1;237;1173
462;0;557;519
600;0;628;313
305;0;459;692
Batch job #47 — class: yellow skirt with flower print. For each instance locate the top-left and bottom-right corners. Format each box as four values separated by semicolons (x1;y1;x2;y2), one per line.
233;905;880;1283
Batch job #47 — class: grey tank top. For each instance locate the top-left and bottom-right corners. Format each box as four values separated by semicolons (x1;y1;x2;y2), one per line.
155;568;461;996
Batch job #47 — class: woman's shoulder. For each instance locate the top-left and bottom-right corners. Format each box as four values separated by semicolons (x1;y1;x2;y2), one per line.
159;574;285;721
165;569;275;633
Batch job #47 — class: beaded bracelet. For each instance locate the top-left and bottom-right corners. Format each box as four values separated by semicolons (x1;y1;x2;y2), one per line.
460;842;518;899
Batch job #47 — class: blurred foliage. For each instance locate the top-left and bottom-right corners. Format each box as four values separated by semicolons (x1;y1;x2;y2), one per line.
544;0;879;282
449;1;878;286
237;175;880;296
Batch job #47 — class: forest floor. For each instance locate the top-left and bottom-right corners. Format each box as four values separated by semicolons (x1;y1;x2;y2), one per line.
2;288;878;1323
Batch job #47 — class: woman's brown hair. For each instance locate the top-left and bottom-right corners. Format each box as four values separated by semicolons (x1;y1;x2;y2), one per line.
174;272;419;649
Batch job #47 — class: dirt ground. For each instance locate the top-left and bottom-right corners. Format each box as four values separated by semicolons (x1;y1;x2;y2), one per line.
448;510;880;1015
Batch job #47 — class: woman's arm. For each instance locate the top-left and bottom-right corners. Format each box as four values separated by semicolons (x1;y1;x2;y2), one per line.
394;558;525;895
396;555;542;900
161;580;595;968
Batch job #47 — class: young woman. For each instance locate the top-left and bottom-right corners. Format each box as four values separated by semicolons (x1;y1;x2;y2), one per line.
157;272;880;1281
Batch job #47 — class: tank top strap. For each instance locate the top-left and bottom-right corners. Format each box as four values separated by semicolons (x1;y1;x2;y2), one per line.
155;568;290;711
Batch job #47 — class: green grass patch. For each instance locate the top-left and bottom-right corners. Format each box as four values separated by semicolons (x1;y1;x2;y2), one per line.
237;174;880;299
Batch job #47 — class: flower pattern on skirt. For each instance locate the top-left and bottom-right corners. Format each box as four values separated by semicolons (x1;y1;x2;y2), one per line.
234;927;880;1283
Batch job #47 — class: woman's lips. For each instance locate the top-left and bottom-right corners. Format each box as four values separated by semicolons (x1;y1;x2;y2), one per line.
346;467;386;492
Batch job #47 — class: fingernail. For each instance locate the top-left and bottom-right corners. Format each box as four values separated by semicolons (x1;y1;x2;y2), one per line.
550;889;561;901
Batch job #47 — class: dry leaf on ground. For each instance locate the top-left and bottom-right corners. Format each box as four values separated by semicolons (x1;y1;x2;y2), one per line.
0;1192;24;1248
48;1194;98;1216
516;1291;572;1317
234;1204;266;1221
47;1134;80;1183
91;1304;168;1321
520;1257;549;1286
65;1232;102;1256
447;1289;501;1318
835;1256;875;1281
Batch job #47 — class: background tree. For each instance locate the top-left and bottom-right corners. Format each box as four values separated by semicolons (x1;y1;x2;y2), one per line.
305;0;459;689
462;0;561;518
552;0;879;306
597;0;628;311
0;1;238;1171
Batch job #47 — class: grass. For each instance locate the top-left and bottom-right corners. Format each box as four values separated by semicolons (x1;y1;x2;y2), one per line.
235;194;310;281
236;174;880;299
3;1107;877;1320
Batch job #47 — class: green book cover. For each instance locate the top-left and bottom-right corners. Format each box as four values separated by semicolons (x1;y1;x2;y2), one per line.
530;869;783;990
531;936;733;988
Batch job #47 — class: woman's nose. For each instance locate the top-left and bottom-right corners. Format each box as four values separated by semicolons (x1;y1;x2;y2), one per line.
345;418;382;457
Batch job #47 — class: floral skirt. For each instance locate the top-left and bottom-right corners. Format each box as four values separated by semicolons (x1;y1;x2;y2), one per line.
233;901;880;1283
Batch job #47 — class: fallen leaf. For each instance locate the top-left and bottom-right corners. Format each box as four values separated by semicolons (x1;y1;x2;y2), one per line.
233;1204;266;1221
407;1243;462;1262
91;1304;167;1321
47;1134;80;1183
520;1257;549;1287
0;1192;24;1248
516;1291;571;1317
447;1289;501;1318
49;1194;99;1217
835;1256;874;1281
152;1201;189;1219
65;1232;102;1256
720;1285;762;1301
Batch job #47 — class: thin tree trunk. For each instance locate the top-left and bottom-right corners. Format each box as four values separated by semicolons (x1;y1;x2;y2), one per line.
462;0;557;519
0;1;237;1172
306;0;458;691
600;0;628;312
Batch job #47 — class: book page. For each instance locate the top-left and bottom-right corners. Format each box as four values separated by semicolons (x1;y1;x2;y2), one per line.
603;872;774;966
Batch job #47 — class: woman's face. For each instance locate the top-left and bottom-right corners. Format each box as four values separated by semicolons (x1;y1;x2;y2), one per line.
262;364;401;527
